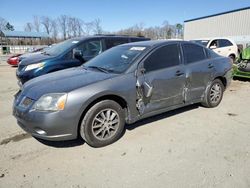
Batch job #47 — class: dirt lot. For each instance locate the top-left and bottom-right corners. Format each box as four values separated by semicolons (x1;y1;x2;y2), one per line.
0;62;250;188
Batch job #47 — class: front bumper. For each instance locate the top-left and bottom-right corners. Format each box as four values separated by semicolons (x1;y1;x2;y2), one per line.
16;69;34;84
12;93;78;141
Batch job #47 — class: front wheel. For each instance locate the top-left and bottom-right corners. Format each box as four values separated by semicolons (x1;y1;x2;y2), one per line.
201;79;224;108
80;100;125;147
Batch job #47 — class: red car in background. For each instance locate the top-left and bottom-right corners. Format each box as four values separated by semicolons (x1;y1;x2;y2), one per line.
7;54;22;66
7;47;47;66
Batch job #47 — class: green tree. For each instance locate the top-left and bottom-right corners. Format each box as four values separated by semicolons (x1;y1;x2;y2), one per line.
175;23;183;38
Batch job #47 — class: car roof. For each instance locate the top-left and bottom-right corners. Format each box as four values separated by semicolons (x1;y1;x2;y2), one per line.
193;37;233;41
120;40;188;47
70;35;149;42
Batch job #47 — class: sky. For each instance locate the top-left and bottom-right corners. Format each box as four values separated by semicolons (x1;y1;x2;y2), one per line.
0;0;249;32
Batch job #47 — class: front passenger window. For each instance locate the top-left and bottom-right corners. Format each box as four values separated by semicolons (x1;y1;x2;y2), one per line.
144;44;180;72
209;40;218;49
73;40;102;61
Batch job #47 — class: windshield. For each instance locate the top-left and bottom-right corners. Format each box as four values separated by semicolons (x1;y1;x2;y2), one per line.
192;40;209;47
43;39;80;56
84;46;148;73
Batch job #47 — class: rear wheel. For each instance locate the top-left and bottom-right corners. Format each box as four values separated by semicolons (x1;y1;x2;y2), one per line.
80;100;125;147
202;79;224;108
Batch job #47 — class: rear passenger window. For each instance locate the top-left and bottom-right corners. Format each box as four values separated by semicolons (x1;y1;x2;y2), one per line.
144;44;180;72
218;39;233;47
105;38;129;49
183;43;206;64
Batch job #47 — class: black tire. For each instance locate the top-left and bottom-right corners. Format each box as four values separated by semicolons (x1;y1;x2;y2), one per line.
201;79;224;108
80;100;125;147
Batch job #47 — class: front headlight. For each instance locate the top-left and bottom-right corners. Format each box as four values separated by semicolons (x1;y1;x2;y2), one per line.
32;93;67;111
25;62;44;71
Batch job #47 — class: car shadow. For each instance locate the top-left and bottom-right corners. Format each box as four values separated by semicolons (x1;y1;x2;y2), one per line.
233;77;250;82
126;103;200;131
34;104;200;148
34;137;85;148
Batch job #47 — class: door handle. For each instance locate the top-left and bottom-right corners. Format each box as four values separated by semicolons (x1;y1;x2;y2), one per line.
175;70;184;76
208;63;214;69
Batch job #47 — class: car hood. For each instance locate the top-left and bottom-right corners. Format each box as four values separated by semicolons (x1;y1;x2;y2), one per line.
19;53;56;65
22;67;117;100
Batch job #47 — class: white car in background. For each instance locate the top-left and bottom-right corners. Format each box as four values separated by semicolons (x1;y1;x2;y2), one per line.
192;38;238;61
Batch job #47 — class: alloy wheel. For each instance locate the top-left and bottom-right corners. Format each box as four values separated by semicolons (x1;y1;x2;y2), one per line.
91;108;120;141
210;83;222;104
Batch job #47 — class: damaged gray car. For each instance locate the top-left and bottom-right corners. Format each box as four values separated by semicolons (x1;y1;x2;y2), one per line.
13;40;232;147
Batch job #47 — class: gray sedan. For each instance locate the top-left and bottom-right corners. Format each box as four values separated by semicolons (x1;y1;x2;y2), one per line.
13;40;232;147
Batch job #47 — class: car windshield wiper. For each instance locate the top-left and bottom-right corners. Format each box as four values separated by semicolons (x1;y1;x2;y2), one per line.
87;66;111;73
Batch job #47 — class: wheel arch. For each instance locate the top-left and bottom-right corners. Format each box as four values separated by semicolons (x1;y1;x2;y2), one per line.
214;76;227;89
77;94;130;136
228;53;236;60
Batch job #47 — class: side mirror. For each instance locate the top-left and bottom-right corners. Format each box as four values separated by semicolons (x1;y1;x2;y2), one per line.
140;67;146;74
135;67;146;77
73;50;86;63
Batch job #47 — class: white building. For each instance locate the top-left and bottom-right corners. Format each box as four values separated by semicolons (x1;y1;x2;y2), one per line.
184;7;250;47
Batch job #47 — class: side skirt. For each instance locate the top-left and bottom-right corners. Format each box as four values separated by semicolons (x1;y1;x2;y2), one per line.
127;98;202;124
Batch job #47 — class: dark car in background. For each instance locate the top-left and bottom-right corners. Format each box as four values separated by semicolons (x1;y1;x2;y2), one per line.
16;35;149;85
13;40;232;147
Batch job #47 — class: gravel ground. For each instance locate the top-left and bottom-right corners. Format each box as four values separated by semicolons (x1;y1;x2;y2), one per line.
0;62;249;188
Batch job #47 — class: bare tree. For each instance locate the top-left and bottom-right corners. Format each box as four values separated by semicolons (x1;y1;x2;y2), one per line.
0;17;8;30
58;15;68;39
33;15;41;32
24;22;33;32
167;27;173;39
162;20;170;39
144;27;159;39
116;23;145;37
51;19;58;42
76;18;84;36
41;16;52;35
92;18;103;34
116;21;178;40
84;22;94;35
67;17;77;38
20;14;183;41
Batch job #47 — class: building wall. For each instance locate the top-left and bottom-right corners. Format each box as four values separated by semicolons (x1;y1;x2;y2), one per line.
184;8;250;45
